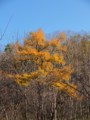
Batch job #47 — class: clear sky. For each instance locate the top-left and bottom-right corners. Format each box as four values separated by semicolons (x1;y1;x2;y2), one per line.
0;0;90;47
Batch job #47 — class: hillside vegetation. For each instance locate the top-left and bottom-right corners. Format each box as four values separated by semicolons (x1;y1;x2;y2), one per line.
0;30;90;120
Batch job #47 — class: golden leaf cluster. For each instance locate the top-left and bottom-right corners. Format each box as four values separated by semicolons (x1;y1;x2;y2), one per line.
6;29;77;97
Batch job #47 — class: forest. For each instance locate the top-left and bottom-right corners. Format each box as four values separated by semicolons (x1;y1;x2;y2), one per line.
0;29;90;120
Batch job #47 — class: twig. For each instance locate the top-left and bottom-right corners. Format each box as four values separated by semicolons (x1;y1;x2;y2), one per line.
0;15;13;40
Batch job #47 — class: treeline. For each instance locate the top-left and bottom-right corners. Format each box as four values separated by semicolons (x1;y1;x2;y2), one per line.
0;30;90;120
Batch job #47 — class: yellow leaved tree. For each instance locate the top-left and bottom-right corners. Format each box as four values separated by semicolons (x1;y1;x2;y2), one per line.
8;29;77;98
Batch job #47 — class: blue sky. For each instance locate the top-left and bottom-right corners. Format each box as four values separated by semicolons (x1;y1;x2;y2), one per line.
0;0;90;47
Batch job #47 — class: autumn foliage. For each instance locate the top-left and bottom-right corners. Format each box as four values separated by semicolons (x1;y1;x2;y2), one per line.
0;31;90;120
3;29;77;98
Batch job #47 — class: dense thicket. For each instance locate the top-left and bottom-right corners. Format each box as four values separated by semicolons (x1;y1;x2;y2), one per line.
0;30;90;120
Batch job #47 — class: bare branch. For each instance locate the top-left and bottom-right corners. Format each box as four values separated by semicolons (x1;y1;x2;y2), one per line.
0;15;13;40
